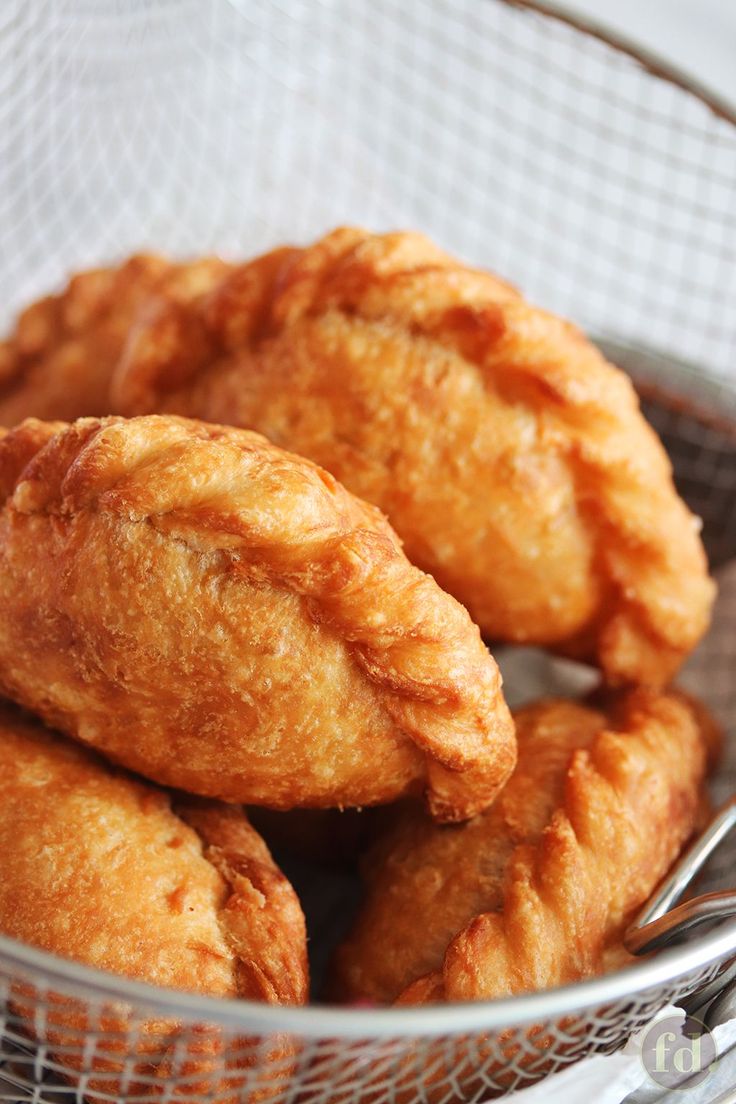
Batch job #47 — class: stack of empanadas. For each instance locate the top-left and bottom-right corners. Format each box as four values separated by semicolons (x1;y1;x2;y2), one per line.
0;229;719;1096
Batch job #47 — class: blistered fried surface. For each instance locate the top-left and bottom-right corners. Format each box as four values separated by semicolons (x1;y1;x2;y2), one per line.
0;415;514;819
332;690;713;1004
0;704;307;1004
112;229;714;685
0;254;228;425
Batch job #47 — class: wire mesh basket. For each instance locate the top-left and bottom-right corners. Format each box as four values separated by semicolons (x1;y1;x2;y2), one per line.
1;1;736;1101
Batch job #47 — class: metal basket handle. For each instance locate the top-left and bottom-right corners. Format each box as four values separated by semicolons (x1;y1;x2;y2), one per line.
625;797;736;956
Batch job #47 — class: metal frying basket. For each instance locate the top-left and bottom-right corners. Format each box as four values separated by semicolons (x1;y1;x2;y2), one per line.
1;1;736;1100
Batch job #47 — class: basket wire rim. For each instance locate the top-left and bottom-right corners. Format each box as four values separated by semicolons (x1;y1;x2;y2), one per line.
504;0;736;125
2;918;736;1038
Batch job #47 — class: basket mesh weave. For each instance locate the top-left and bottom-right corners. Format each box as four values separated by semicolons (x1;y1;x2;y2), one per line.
0;954;728;1102
1;1;736;1101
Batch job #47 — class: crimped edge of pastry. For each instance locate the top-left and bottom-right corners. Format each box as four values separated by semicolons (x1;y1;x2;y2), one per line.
0;415;516;822
113;228;715;686
395;688;714;1004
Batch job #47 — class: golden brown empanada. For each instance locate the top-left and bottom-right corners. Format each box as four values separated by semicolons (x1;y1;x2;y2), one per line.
111;229;715;686
0;702;306;1099
331;689;716;1005
0;254;228;425
0;415;514;820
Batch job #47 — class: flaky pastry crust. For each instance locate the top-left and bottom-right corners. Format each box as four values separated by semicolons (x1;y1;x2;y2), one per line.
0;702;306;1098
332;689;714;1005
111;229;715;685
0;254;228;426
0;415;514;820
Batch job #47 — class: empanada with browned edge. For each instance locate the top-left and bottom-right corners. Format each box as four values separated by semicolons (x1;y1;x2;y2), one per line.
0;702;306;1100
332;688;716;1005
0;415;514;820
0;254;228;425
112;229;715;686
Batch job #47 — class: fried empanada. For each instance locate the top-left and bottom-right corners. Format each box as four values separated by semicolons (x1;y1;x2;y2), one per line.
0;254;227;425
111;229;714;686
0;415;514;820
331;689;715;1005
0;702;306;1099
